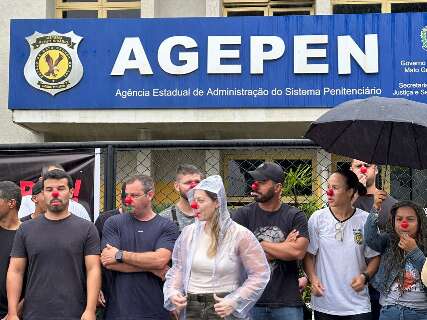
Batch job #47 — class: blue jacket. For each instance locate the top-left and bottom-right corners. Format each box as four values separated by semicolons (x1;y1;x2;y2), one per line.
364;212;426;294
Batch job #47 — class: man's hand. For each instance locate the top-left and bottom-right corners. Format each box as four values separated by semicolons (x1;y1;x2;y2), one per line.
373;190;387;210
298;276;308;292
285;229;299;242
171;293;187;314
310;276;325;297
151;265;169;280
399;233;417;252
170;310;179;320
351;274;366;292
80;309;96;320
213;294;234;318
97;290;106;307
101;244;119;267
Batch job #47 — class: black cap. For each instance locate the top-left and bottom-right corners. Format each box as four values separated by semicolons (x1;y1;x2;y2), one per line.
32;180;43;196
249;162;284;183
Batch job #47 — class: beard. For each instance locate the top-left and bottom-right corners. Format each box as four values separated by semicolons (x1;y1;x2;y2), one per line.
47;200;67;213
253;187;276;203
179;190;189;200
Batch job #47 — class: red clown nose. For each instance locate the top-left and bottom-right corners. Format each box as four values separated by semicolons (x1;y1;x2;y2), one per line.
124;196;133;206
190;201;198;209
401;221;409;229
251;182;259;191
52;191;59;198
360;166;368;174
326;189;334;197
189;181;198;189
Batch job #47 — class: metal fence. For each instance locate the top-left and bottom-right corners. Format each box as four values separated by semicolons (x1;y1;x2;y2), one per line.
102;140;427;216
1;139;426;218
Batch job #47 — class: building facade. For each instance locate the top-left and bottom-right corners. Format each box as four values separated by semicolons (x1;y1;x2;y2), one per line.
2;0;427;210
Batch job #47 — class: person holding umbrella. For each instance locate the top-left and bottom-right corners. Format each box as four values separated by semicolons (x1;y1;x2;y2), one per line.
365;194;427;319
304;168;380;320
351;159;397;231
351;159;398;320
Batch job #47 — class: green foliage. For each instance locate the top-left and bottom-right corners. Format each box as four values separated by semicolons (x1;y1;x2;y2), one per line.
282;163;321;217
283;164;320;308
282;164;312;205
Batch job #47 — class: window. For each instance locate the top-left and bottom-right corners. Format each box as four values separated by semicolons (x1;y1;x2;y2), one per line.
223;150;317;206
56;0;141;18
223;1;315;17
332;0;427;14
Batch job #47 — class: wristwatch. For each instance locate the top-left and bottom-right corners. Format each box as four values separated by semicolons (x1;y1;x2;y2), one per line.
361;272;370;284
115;250;124;263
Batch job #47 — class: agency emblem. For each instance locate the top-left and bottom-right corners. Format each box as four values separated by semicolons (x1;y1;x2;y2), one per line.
353;229;364;245
24;31;83;96
421;26;427;52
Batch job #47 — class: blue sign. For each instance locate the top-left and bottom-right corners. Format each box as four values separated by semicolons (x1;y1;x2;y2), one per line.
9;13;427;109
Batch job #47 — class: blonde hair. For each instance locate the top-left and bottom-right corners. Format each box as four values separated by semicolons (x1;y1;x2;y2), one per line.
207;208;220;258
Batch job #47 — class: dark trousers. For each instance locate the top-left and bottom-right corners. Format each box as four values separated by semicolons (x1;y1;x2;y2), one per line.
186;292;238;320
369;285;381;320
314;311;372;320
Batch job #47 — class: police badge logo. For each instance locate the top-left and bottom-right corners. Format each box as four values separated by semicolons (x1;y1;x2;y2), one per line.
24;31;83;96
353;229;363;245
421;26;427;52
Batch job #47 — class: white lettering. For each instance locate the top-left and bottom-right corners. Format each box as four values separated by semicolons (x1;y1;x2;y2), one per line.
337;34;378;74
294;35;328;74
111;37;153;75
158;36;198;75
250;36;285;74
207;36;241;74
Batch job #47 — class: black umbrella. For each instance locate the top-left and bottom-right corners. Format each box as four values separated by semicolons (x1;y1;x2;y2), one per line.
305;96;427;170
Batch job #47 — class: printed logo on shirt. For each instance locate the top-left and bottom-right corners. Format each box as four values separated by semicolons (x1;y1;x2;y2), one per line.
353;228;363;245
403;263;422;292
254;225;284;273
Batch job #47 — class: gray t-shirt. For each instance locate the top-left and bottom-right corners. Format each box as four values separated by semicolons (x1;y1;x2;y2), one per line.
11;214;100;320
159;204;195;232
381;261;427;309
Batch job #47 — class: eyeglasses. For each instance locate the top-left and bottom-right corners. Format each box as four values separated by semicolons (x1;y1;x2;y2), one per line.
335;222;345;242
126;192;150;200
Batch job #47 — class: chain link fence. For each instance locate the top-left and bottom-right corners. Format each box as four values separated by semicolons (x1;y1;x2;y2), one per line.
101;142;427;216
0;140;425;217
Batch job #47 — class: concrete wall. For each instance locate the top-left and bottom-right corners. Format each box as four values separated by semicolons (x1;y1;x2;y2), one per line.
155;0;206;17
0;0;50;143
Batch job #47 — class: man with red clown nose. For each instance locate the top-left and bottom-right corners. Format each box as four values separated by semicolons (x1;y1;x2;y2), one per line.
100;174;179;320
7;169;101;320
351;159;397;231
233;162;309;320
160;164;204;232
351;159;398;320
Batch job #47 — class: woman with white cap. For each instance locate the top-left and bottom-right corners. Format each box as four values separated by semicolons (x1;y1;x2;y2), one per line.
163;175;270;320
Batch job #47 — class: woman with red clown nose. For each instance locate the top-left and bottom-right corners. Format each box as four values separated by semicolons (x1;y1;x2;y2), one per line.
304;168;380;320
163;175;270;320
365;197;427;319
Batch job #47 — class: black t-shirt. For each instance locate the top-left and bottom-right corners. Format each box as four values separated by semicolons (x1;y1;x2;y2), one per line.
0;227;17;318
233;203;309;308
11;214;100;320
102;213;179;320
353;194;397;230
94;209;120;304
